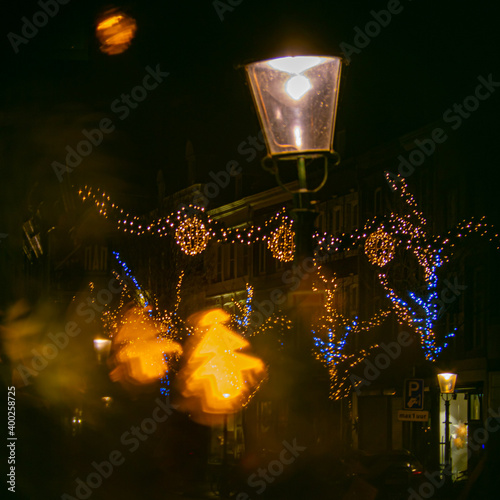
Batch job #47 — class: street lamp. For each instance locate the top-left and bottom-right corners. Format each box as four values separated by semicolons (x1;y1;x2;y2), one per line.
244;55;342;159
244;55;345;447
244;55;343;260
438;372;457;482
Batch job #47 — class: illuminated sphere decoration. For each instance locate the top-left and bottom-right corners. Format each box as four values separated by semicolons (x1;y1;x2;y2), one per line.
96;9;137;55
175;216;212;256
365;228;396;267
267;222;295;262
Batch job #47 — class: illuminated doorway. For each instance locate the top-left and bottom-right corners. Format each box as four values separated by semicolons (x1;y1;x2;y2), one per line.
439;390;483;481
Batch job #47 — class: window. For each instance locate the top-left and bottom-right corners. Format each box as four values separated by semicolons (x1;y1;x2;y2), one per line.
216;246;222;282
469;393;483;421
345;203;351;232
237;245;249;277
349;284;358;318
333;206;342;235
228;244;235;280
317;211;325;234
351;201;358;230
258;242;267;274
335;277;358;317
84;245;108;272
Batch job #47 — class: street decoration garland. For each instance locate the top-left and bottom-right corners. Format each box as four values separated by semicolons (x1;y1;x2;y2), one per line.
78;186;295;258
364;227;396;267
79;177;500;365
266;212;295;262
175;216;212;256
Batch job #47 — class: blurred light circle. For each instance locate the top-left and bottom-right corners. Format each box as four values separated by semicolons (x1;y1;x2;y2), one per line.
96;9;137;55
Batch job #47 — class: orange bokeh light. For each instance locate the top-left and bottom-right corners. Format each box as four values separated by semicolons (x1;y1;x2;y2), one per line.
110;306;181;386
178;309;266;420
96;9;137;55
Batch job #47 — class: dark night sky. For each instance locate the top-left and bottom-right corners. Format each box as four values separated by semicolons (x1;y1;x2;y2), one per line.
1;0;500;224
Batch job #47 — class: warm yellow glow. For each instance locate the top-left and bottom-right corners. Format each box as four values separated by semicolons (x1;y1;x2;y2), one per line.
268;56;322;74
101;396;113;408
179;309;266;417
93;338;112;363
293;125;303;147
110;307;182;385
175;216;212;255
437;372;457;393
286;75;312;100
93;338;111;352
98;15;124;30
267;220;295;262
96;10;137;55
267;56;321;101
364;228;396;267
312;266;390;400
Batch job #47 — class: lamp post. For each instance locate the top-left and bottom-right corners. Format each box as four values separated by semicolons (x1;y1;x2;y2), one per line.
245;55;343;345
244;55;344;446
438;372;457;483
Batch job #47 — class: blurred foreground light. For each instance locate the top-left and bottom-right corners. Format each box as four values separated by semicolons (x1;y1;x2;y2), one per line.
437;372;457;394
96;9;137;55
71;408;83;436
101;396;113;409
177;309;266;424
93;338;112;364
110;306;182;386
244;55;342;157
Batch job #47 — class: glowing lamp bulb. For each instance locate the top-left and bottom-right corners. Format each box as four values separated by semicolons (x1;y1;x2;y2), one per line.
285;74;312;100
93;338;112;363
438;372;457;394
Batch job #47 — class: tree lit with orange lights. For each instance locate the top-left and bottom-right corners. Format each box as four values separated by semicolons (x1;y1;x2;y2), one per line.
177;309;266;424
312;267;391;400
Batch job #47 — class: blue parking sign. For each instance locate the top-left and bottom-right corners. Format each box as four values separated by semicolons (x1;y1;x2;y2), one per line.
404;379;424;410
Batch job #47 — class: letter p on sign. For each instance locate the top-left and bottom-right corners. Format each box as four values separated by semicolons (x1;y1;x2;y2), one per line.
404;379;424;410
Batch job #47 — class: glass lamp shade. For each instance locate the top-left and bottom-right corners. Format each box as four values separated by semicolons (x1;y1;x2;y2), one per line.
437;373;457;394
245;55;342;157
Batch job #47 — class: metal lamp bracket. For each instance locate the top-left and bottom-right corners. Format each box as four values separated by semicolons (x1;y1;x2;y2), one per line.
261;151;340;195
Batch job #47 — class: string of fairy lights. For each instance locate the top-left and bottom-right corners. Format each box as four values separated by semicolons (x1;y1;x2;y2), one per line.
230;284;292;345
79;174;500;395
367;174;457;361
99;252;189;395
312;174;499;362
102;255;284;397
78;186;296;261
312;267;391;400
